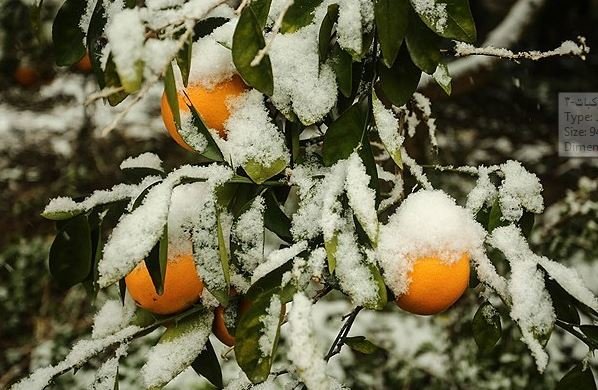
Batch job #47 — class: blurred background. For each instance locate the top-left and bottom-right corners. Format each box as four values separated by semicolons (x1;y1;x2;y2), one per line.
1;0;597;388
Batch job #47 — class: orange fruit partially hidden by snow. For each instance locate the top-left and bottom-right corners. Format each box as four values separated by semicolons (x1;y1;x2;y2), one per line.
160;75;247;150
75;53;92;73
125;254;203;315
212;298;252;347
396;253;470;315
14;66;40;87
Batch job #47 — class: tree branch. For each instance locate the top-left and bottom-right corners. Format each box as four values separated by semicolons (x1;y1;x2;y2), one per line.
324;306;363;361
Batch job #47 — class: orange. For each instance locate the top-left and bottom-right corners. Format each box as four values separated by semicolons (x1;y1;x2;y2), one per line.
160;75;247;150
125;254;203;315
14;66;39;87
396;253;470;315
75;52;92;73
212;297;285;346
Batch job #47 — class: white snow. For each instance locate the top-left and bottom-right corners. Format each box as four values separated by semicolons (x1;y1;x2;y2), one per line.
498;160;544;221
345;153;378;244
120;152;164;172
411;0;448;32
233;196;266;273
106;9;145;86
258;295;282;357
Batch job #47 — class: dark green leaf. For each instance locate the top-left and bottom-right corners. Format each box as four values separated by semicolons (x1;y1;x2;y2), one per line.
132;181;162;210
121;167;165;185
119;278;127;305
176;34;193;87
345;336;381;354
376;45;421;107
232;7;274;95
194;17;228;38
409;0;476;43
375;0;408;67
487;199;505;233
519;211;535;238
281;0;321;33
556;362;597;390
49;214;92;288
164;62;181;130
185;94;225;161
405;9;441;74
318;4;339;63
52;0;86;66
144;225;168;296
472;302;502;354
359;130;380;207
246;259;298;304
191;340;223;389
580;325;598;348
332;45;353;98
264;191;292;242
250;0;272;29
86;0;107;88
322;98;369;166
545;277;581;325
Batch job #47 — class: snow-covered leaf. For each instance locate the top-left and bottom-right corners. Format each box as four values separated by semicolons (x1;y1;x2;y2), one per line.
432;62;452;95
141;310;213;389
409;0;476;43
185;93;225;161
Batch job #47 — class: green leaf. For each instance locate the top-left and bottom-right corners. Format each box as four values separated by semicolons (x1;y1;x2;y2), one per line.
246;260;296;303
243;158;287;185
263;191;292;242
322;97;369;166
372;91;403;168
345;336;382;354
104;54;129;106
232;7;274;96
375;0;408;67
519;211;535;238
545;278;581;325
281;0;321;33
365;263;388;310
332;45;353;98
250;0;272;29
52;0;86;66
144;224;168;296
176;34;193;87
487;199;508;233
472;302;502;354
580;325;598;348
164;63;181;130
121;167;165;185
191;340;223;389
185;95;225;161
376;45;421;107
318;4;339;63
409;0;476;43
49;214;92;288
405;9;441;74
556;362;597;390
324;235;338;273
432;62;452;95
359;131;381;207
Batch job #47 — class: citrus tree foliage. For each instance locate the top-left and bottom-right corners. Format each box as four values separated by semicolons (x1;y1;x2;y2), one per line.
13;0;598;389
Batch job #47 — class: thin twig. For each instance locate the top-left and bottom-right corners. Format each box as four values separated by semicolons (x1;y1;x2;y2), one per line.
250;0;294;67
324;306;363;361
85;86;125;105
236;0;251;14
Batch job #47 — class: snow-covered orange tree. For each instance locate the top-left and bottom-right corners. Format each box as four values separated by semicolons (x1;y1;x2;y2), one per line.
12;0;597;389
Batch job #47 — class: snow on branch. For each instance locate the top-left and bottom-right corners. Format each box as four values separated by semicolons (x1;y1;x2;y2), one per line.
454;36;589;61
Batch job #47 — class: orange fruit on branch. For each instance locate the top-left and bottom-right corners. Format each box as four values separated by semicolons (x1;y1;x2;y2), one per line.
212;297;252;347
74;52;92;73
14;65;40;88
125;253;203;315
160;75;247;150
396;253;470;315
